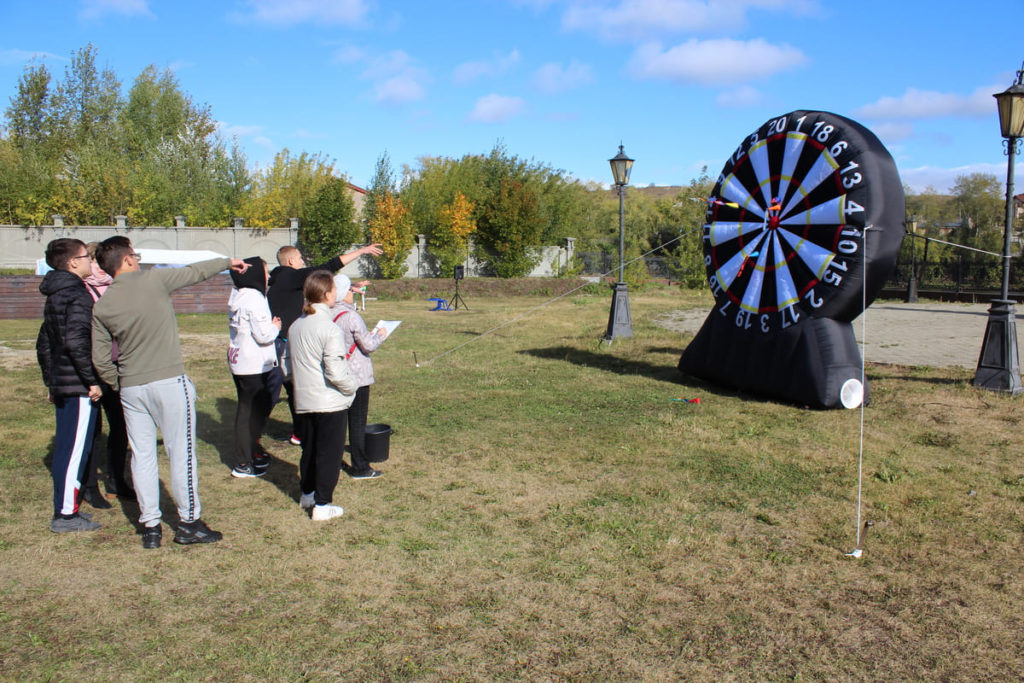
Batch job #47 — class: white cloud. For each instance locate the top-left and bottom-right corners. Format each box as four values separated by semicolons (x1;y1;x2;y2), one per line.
629;38;806;85
855;85;995;120
359;50;430;105
79;0;153;20
240;0;369;26
252;135;275;151
899;163;1013;194
453;49;521;85
562;0;819;41
167;59;194;73
373;76;426;104
362;50;416;79
532;60;594;94
715;85;762;107
217;122;275;156
0;49;65;65
468;94;527;123
218;123;264;138
332;45;365;65
869;122;915;144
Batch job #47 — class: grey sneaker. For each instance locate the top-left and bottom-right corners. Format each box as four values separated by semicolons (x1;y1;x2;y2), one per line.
50;514;101;533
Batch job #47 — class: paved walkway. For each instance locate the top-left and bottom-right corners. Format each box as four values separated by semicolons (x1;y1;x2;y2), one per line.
654;302;1024;369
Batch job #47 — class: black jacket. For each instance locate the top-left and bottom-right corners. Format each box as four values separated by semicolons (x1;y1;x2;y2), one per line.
267;255;342;338
37;269;99;396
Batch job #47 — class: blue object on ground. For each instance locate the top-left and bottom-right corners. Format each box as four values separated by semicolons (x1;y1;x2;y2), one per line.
428;298;450;311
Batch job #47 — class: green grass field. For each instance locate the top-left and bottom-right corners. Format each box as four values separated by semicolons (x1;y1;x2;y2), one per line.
1;288;1022;681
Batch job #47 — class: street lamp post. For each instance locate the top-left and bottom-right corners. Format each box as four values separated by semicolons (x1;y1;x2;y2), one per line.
905;218;919;303
605;144;634;340
973;65;1024;394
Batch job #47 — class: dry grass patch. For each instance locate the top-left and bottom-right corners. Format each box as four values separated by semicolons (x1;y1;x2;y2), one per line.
1;289;1023;681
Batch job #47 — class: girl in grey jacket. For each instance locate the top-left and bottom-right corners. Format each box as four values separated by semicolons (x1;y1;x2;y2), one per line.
329;273;388;479
287;271;357;521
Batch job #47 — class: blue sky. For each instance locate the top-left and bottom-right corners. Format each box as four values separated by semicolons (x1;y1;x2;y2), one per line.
1;0;1021;194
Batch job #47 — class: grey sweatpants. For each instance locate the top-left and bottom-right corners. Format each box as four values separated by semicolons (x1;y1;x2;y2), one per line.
120;375;201;527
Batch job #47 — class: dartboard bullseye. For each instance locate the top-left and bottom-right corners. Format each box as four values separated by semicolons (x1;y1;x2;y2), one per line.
703;110;904;329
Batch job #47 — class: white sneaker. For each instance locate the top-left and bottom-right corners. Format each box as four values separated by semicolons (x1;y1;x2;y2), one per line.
311;504;344;521
299;492;315;509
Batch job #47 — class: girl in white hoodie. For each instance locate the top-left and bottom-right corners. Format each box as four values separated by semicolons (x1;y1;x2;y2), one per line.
227;256;281;478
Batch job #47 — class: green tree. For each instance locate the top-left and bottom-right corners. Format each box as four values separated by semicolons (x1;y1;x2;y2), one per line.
0;62;56;223
661;169;715;288
0;45;247;226
242;149;335;228
301;177;358;263
950;172;1003;253
477;177;544;277
364;151;396;229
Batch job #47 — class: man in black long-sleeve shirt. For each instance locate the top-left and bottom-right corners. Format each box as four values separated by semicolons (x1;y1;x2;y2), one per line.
268;243;381;443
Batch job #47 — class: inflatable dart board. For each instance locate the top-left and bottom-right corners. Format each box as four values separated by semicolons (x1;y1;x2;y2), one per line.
678;110;905;408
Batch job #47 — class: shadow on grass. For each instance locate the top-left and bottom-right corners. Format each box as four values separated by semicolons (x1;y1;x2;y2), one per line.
197;398;301;505
864;365;970;387
521;345;690;386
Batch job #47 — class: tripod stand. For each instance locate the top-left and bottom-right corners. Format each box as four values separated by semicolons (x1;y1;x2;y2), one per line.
448;275;468;310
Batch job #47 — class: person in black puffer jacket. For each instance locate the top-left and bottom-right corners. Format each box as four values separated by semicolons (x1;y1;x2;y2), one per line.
36;238;103;533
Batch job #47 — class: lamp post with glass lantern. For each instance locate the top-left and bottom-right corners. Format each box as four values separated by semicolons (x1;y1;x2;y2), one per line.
604;144;634;340
973;65;1024;393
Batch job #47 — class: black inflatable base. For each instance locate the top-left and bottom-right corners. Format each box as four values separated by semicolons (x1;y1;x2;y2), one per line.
678;315;866;409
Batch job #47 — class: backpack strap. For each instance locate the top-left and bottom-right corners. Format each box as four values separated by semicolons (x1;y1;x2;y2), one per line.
332;310;359;359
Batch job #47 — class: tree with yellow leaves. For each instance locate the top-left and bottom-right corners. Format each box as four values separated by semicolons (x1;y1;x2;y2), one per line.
368;192;414;278
432;191;476;277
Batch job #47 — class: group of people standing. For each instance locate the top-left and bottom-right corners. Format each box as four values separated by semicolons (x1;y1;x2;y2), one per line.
36;236;385;548
226;244;388;522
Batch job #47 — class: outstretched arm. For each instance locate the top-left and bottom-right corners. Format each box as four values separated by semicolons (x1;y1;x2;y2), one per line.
339;244;383;267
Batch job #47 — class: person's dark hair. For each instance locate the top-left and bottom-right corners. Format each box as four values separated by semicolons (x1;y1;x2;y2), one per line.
95;236;133;276
302;270;335;315
45;238;86;271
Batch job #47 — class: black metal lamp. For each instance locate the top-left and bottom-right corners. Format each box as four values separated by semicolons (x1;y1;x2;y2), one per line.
973;65;1024;393
905;218;919;303
605;144;634;340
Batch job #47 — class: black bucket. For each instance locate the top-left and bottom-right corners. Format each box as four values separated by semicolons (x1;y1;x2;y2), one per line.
364;423;392;463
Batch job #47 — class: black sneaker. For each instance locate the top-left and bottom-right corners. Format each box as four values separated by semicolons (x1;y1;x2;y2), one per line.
141;524;161;549
174;519;223;545
231;463;265;478
253;453;271;473
349;468;382;480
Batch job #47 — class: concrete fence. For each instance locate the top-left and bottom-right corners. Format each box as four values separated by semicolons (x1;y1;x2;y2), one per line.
0;221;576;279
0;220;578;320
